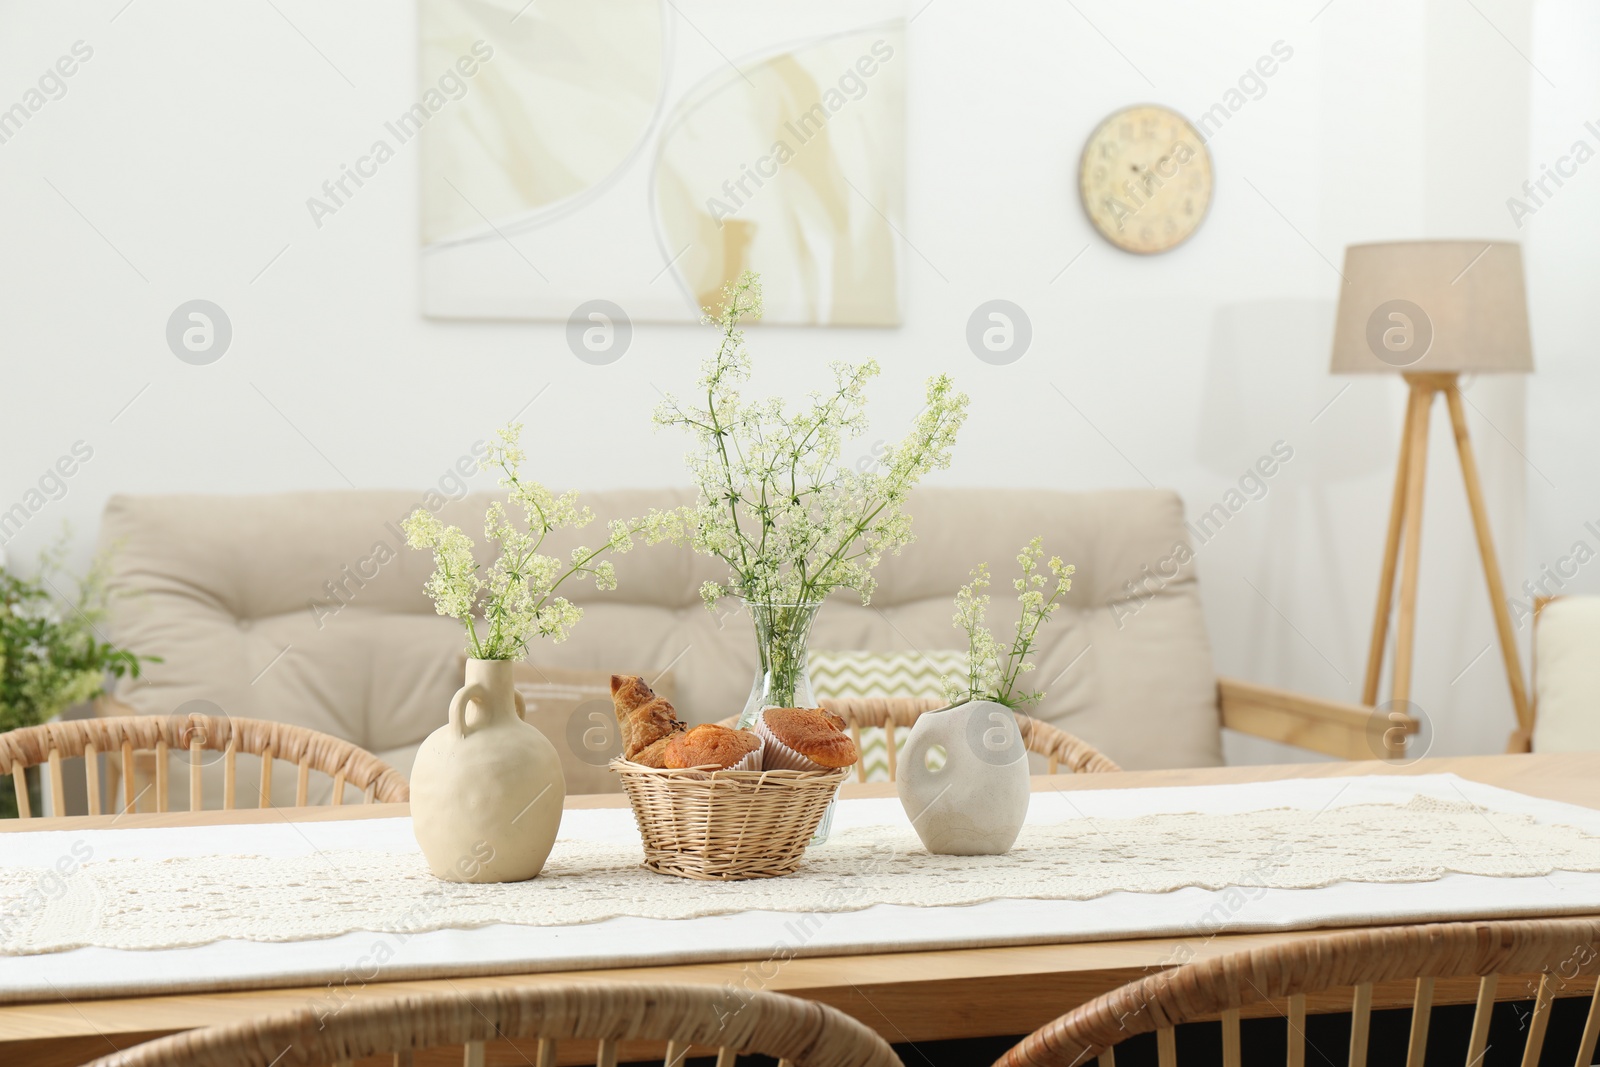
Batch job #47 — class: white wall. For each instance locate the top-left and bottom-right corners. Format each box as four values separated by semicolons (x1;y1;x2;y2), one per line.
1525;1;1600;630
1;0;1576;762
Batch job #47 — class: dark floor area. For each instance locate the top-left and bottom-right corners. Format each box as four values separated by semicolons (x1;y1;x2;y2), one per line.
644;996;1597;1067
882;998;1594;1067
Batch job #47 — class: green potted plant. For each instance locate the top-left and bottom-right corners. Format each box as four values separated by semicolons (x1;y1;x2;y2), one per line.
1;537;156;818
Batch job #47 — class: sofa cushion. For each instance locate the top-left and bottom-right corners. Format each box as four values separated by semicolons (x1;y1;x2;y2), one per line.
810;649;965;780
1533;597;1600;752
99;486;1222;771
514;664;675;795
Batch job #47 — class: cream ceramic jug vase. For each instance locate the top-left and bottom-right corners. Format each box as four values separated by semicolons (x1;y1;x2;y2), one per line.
410;658;566;883
897;700;1030;855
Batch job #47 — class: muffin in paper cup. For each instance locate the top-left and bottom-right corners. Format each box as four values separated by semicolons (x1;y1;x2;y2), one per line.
754;707;858;771
664;723;764;771
673;745;763;773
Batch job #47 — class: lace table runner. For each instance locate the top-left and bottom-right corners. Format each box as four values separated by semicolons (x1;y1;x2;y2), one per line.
7;793;1600;956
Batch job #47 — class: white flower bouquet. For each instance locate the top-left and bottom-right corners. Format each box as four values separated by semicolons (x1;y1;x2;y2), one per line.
944;537;1075;708
403;423;642;660
651;272;970;715
653;272;969;610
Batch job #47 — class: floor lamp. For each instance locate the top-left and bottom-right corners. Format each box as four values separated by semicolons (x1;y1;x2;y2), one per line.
1329;240;1534;751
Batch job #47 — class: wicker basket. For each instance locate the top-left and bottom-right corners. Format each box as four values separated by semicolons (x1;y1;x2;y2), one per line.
611;759;848;880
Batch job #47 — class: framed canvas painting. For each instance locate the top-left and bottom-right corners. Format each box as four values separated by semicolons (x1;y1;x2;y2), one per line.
418;0;906;326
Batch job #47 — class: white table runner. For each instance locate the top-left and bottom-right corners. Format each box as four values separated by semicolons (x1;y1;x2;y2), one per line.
4;773;1600;1003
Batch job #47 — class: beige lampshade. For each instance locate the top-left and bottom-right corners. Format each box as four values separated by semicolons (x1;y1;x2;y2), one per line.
1329;240;1534;374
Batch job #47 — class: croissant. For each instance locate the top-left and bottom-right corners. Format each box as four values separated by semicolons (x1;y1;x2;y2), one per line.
610;674;684;766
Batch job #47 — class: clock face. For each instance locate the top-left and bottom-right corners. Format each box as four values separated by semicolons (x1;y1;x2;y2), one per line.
1079;105;1213;255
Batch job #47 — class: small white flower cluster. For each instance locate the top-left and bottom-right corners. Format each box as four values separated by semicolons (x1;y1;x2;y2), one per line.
402;423;644;661
942;536;1075;708
652;272;970;612
9;599;61;626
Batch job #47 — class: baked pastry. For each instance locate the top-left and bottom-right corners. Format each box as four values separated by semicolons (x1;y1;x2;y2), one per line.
630;736;677;769
664;724;762;771
610;674;684;766
755;707;859;771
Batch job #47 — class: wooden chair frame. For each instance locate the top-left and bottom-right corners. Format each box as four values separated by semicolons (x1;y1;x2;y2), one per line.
829;697;1122;777
720;697;1122;779
755;685;1402;774
82;980;903;1067
0;712;408;818
1215;677;1417;762
998;918;1600;1067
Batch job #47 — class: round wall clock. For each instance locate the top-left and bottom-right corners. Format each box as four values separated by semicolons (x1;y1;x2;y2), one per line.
1079;104;1213;255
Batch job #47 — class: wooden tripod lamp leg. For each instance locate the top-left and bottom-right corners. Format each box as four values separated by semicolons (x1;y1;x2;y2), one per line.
1363;385;1421;706
1443;384;1533;739
1391;380;1436;707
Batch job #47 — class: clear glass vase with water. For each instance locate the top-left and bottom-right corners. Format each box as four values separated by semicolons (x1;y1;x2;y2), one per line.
736;598;836;843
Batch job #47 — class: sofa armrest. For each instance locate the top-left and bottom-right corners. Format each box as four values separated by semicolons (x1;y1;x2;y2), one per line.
1217;678;1417;760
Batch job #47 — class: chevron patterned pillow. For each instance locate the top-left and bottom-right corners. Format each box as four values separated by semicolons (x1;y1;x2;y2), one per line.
808;650;967;781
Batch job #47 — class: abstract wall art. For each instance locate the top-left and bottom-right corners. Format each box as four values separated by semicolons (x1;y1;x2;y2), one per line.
419;0;906;326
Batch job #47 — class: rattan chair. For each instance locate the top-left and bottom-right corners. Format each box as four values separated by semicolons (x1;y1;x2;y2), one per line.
82;981;903;1067
0;712;408;818
997;918;1600;1067
721;696;1119;780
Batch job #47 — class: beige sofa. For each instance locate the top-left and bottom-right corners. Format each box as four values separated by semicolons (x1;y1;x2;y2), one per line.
1514;596;1600;753
97;486;1381;799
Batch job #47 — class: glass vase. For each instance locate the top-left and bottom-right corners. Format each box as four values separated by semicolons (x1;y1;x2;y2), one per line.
736;599;822;728
736;598;836;844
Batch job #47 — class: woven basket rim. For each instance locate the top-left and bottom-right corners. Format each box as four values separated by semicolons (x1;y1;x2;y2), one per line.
609;758;850;781
611;755;847;879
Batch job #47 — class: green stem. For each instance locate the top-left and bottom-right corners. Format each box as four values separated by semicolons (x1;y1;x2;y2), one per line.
999;584;1064;704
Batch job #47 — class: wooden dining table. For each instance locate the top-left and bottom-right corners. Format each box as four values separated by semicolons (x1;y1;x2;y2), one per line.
2;751;1597;1067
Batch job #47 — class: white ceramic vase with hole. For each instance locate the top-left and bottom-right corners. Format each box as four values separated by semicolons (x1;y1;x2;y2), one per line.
896;700;1030;855
410;658;566;882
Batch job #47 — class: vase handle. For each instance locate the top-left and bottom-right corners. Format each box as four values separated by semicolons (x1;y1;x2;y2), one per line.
900;718;946;794
449;683;491;739
514;688;527;722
